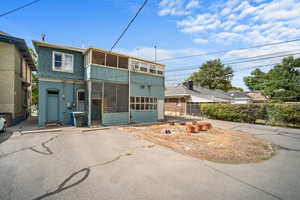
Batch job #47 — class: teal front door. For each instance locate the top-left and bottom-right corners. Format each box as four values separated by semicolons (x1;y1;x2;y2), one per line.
47;91;59;122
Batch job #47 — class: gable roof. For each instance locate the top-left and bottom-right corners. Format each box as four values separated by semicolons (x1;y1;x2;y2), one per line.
227;91;251;99
0;32;36;71
246;92;267;101
165;84;232;102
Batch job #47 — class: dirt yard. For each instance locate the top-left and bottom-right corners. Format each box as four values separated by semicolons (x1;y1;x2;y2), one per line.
119;122;275;164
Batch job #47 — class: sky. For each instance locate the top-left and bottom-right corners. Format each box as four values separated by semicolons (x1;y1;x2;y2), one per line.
1;0;300;90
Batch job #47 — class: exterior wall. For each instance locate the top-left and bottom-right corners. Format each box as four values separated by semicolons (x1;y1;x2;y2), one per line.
131;111;158;123
88;65;128;83
0;42;15;115
130;71;164;123
38;80;85;126
87;66;165;125
37;46;84;80
37;46;165;126
165;97;187;115
102;112;129;126
0;42;32;124
37;46;85;126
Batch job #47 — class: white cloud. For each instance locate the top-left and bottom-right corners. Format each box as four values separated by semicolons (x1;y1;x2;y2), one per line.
232;24;250;32
193;38;209;44
158;0;200;16
170;0;300;45
157;0;300;87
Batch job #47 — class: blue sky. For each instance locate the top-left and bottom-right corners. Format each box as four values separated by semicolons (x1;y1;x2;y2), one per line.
1;0;300;89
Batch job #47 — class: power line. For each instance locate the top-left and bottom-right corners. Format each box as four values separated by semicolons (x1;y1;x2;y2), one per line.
110;0;148;51
165;63;278;81
166;63;281;81
165;52;300;73
158;38;300;62
0;0;41;18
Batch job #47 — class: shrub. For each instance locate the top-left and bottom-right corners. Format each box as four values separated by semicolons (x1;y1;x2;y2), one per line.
200;103;300;127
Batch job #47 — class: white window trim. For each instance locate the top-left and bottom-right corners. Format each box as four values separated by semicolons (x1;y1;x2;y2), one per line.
129;59;164;76
52;51;74;73
130;96;158;112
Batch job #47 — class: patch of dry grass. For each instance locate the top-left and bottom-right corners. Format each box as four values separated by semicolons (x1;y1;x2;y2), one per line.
119;123;275;164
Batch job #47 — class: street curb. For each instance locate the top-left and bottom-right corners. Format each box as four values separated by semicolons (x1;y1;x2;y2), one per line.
20;128;62;135
81;127;110;132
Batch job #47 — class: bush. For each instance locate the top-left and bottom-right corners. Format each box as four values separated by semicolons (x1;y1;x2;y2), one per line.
200;103;300;127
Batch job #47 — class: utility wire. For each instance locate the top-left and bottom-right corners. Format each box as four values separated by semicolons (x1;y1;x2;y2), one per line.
0;0;41;18
158;38;300;62
110;0;148;51
165;52;300;73
165;63;281;81
165;63;278;81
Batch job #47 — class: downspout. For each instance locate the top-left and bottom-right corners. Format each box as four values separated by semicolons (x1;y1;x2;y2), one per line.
128;61;131;124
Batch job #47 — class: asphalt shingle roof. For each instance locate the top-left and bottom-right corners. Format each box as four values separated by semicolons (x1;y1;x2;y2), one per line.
165;84;232;102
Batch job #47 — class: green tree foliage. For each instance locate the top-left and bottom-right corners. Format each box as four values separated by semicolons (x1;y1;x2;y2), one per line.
29;48;38;105
244;56;300;101
188;59;234;91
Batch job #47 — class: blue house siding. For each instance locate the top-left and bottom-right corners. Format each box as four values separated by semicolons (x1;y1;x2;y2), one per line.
131;111;158;123
129;72;164;123
130;72;164;99
38;80;85;126
89;65;129;84
35;43;165;127
102;112;129;126
37;46;84;80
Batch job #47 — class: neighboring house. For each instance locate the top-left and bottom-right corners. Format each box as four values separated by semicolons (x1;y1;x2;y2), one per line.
227;91;252;104
165;81;231;115
33;41;165;127
0;32;36;125
246;92;267;103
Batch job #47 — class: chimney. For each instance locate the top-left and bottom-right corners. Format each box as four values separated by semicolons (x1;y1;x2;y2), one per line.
188;80;193;90
184;80;193;90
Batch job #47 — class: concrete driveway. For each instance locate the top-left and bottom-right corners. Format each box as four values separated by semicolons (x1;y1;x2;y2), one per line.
0;121;299;200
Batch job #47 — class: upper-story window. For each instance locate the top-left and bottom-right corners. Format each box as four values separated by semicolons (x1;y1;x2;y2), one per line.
149;64;156;74
140;63;148;72
53;51;74;73
129;59;164;76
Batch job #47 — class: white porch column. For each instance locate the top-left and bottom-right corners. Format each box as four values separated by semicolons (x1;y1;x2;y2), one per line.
88;80;92;127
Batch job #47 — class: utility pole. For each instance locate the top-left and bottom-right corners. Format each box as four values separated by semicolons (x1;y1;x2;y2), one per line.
154;45;157;63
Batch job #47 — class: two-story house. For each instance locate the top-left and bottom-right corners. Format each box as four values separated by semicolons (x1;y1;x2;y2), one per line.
0;32;36;125
33;40;165;127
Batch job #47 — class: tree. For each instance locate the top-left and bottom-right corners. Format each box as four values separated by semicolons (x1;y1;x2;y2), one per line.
29;48;38;105
244;56;300;101
188;59;234;91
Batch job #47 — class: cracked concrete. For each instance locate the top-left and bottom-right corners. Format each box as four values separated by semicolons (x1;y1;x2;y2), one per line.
0;122;299;200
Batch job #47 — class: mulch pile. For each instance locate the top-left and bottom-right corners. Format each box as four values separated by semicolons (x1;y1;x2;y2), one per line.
119;121;275;164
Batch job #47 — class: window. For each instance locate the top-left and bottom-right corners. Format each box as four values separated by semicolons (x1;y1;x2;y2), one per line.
139;62;148;72
130;96;158;111
106;54;118;68
149;65;156;74
131;60;139;70
92;50;105;65
78;91;85;101
157;70;163;75
53;52;74;73
119;56;129;69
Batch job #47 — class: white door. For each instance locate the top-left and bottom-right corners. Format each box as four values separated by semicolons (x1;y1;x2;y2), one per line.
157;100;164;120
